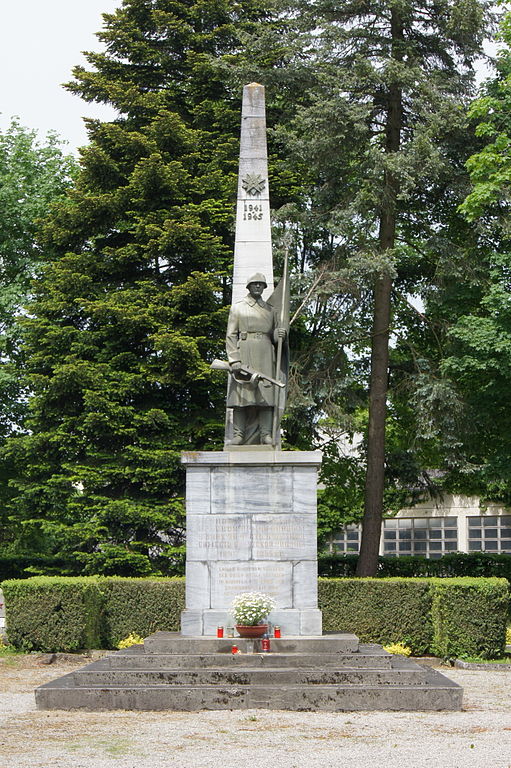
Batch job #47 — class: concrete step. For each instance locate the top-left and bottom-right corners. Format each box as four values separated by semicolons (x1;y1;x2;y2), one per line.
36;667;462;712
35;633;463;712
144;632;360;655
97;646;393;670
72;665;426;687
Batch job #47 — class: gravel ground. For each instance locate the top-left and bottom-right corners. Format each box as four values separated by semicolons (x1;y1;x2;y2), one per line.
1;655;510;768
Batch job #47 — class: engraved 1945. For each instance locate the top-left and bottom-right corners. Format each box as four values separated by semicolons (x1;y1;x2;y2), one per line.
243;202;263;221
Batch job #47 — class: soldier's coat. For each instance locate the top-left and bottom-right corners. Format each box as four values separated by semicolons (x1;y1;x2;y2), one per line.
226;295;279;408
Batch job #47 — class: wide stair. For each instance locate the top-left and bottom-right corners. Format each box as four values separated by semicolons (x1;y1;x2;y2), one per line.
35;632;462;711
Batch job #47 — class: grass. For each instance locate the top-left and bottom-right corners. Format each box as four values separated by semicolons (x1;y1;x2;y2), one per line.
459;654;511;665
0;643;24;658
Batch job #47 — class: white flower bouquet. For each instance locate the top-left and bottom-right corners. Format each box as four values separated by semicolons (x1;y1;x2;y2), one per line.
231;592;276;626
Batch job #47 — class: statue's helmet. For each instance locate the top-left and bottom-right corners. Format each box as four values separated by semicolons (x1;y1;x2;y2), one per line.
246;273;267;289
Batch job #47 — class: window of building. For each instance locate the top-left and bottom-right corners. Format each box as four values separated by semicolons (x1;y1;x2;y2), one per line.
383;517;458;558
467;515;511;553
330;524;361;554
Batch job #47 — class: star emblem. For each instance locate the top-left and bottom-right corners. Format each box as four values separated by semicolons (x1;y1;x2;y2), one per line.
242;173;266;197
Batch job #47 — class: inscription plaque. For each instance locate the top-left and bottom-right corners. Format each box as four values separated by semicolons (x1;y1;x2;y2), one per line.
186;515;251;561
211;561;292;608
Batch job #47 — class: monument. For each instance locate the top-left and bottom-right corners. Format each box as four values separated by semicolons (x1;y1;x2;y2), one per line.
33;84;463;715
180;83;323;636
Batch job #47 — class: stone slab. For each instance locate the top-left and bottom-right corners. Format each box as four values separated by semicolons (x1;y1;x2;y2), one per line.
293;561;318;607
210;466;295;515
36;673;462;712
186;515;252;561
72;666;429;687
251;515;316;560
184;562;210;609
182;451;322;466
98;647;393;670
209;561;293;608
145;632;360;655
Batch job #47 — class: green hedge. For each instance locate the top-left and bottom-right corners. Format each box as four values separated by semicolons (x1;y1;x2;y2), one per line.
430;578;509;660
318;577;509;658
1;577;103;652
2;576;508;657
101;577;185;647
319;578;434;654
1;576;186;652
318;552;511;580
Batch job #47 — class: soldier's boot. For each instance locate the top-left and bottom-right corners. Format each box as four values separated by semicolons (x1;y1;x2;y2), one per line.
231;407;247;445
259;407;274;446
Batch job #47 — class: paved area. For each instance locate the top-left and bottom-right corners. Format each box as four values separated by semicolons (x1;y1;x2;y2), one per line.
1;654;510;768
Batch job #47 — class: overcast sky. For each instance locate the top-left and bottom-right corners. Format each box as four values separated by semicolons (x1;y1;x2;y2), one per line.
0;0;120;152
0;1;501;154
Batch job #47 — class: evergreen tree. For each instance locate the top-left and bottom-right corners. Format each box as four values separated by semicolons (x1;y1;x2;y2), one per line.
244;0;492;573
0;120;76;550
4;0;277;574
0;120;76;437
436;9;511;503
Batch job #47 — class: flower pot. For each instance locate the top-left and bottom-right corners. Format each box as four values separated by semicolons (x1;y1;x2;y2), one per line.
235;624;268;638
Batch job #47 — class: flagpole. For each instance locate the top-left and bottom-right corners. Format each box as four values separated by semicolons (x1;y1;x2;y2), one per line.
272;246;289;446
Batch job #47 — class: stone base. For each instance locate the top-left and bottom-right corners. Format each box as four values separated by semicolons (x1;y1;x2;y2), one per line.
35;632;463;712
180;608;322;637
181;450;323;636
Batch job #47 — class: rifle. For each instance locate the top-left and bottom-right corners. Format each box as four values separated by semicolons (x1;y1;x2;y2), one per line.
272;245;289;444
211;359;285;388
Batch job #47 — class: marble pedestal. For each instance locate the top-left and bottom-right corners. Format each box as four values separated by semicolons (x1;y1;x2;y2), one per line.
180;449;323;636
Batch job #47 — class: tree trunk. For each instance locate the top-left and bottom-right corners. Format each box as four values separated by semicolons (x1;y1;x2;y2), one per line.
356;8;402;577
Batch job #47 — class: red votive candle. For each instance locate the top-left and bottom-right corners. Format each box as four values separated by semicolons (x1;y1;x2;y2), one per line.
217;626;224;638
274;626;281;638
231;645;239;654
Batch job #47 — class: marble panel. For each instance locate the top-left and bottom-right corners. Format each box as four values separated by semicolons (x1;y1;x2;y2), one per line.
211;466;293;515
251;515;316;560
299;609;323;636
185;466;211;515
181;451;322;466
267;609;301;635
210;561;293;608
292;561;318;607
180;610;203;636
186;515;251;561
292;466;319;516
184;561;210;609
202;610;234;637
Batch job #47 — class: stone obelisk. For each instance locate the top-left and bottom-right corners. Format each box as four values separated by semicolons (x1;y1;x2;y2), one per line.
232;83;274;304
180;84;322;637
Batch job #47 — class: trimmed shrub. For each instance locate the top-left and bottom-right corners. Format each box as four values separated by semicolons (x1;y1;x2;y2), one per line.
318;552;511;581
318;578;434;654
2;576;507;656
102;577;185;647
2;577;103;652
430;577;509;659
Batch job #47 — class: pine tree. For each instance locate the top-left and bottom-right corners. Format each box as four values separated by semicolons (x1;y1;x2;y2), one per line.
5;0;276;574
257;0;493;574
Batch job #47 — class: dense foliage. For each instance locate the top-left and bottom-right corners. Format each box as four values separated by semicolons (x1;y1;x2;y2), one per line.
0;122;76;548
3;575;507;657
2;0;293;575
318;551;511;583
3;0;511;576
238;0;493;572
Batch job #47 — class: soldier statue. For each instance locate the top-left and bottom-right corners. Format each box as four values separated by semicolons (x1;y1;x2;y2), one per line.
225;274;287;445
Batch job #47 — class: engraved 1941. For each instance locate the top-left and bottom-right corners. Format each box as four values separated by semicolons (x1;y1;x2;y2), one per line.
243;202;263;221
